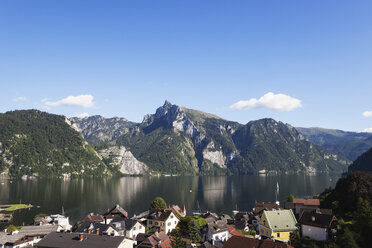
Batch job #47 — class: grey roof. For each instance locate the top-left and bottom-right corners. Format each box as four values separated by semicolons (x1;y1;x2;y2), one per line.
75;222;112;234
36;232;126;248
263;210;298;232
19;225;58;235
0;225;58;245
111;218;141;231
208;220;229;234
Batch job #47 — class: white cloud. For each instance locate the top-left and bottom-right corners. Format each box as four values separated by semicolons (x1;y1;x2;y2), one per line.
362;111;372;117
230;92;302;112
76;113;89;118
44;95;94;108
363;128;372;133
12;96;27;102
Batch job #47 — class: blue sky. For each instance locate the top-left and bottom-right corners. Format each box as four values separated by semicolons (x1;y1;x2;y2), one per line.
1;0;372;132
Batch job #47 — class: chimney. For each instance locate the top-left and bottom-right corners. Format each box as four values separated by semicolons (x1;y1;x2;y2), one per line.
88;230;91;234
96;230;100;235
79;234;84;241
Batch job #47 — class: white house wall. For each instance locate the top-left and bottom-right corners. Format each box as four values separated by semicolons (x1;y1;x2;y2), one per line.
301;224;328;241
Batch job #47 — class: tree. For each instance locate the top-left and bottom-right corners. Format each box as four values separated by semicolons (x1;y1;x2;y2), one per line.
149;197;167;210
336;227;359;248
170;229;186;248
189;219;201;243
287;193;294;202
6;225;18;233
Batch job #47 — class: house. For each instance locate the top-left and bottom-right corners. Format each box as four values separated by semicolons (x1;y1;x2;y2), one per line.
34;214;72;232
0;225;58;248
222;236;294;248
80;213;105;224
259;210;298;242
226;225;245;238
74;213;105;230
299;210;338;241
292;198;320;215
103;204;128;224
75;221;118;236
111;217;146;239
146;209;179;234
201;212;219;224
205;220;229;245
36;232;134;248
136;231;171;248
169;204;187;218
253;203;279;216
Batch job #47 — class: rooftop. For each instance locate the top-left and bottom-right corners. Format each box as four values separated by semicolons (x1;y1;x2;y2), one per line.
293;198;320;206
262;210;298;232
36;232;127;248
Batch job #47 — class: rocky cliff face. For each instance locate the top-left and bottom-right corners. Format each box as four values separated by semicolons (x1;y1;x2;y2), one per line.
70;115;136;145
98;146;150;175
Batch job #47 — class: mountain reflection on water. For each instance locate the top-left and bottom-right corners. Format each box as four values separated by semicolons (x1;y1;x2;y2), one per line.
0;174;340;227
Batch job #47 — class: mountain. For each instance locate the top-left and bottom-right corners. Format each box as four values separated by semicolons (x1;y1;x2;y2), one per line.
296;127;372;161
74;101;349;174
0;110;112;178
348;147;372;173
70;115;136;145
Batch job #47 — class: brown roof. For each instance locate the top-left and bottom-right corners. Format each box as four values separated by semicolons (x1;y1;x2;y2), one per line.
137;232;169;248
148;209;176;221
299;211;337;229
103;204;128;218
227;225;245;237
254;203;279;215
293;198;320;206
81;213;105;223
223;236;293;248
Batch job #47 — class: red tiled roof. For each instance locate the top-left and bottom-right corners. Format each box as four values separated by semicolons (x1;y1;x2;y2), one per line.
293;198;320;206
227;225;245;237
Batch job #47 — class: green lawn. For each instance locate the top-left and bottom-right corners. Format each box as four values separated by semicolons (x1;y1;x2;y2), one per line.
0;204;33;211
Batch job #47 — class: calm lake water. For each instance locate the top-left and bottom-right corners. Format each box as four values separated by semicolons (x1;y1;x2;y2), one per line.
0;174;340;227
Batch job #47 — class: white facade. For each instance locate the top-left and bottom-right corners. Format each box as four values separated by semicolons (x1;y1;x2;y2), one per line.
301;224;328;241
118;238;135;248
164;212;179;234
125;222;145;239
206;230;229;244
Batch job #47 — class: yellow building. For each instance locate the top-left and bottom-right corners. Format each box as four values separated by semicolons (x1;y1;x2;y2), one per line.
259;209;298;242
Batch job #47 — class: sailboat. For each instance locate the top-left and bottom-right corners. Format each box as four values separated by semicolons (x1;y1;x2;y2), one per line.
275;182;280;206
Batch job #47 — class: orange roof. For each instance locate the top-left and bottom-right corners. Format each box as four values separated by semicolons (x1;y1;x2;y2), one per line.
293;198;320;206
227;225;246;237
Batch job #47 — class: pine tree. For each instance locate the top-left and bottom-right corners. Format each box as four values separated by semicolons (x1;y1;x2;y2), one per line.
189;220;201;244
337;227;359;248
171;229;186;248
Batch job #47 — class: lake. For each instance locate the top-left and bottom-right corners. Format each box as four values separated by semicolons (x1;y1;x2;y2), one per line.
0;174;340;227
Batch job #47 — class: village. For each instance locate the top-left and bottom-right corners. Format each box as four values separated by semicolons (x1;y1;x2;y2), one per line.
0;194;337;248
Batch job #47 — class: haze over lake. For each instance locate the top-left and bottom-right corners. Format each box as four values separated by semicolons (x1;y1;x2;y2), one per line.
1;174;340;227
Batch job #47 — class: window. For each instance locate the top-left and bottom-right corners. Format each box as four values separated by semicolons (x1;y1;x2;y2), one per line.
149;221;153;225
168;222;171;226
170;215;173;218
175;221;177;224
276;233;280;238
133;227;136;230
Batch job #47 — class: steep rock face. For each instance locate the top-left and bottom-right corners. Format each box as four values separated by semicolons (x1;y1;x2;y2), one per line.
70;115;136;145
202;142;226;168
297;127;372;161
98;146;150;175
